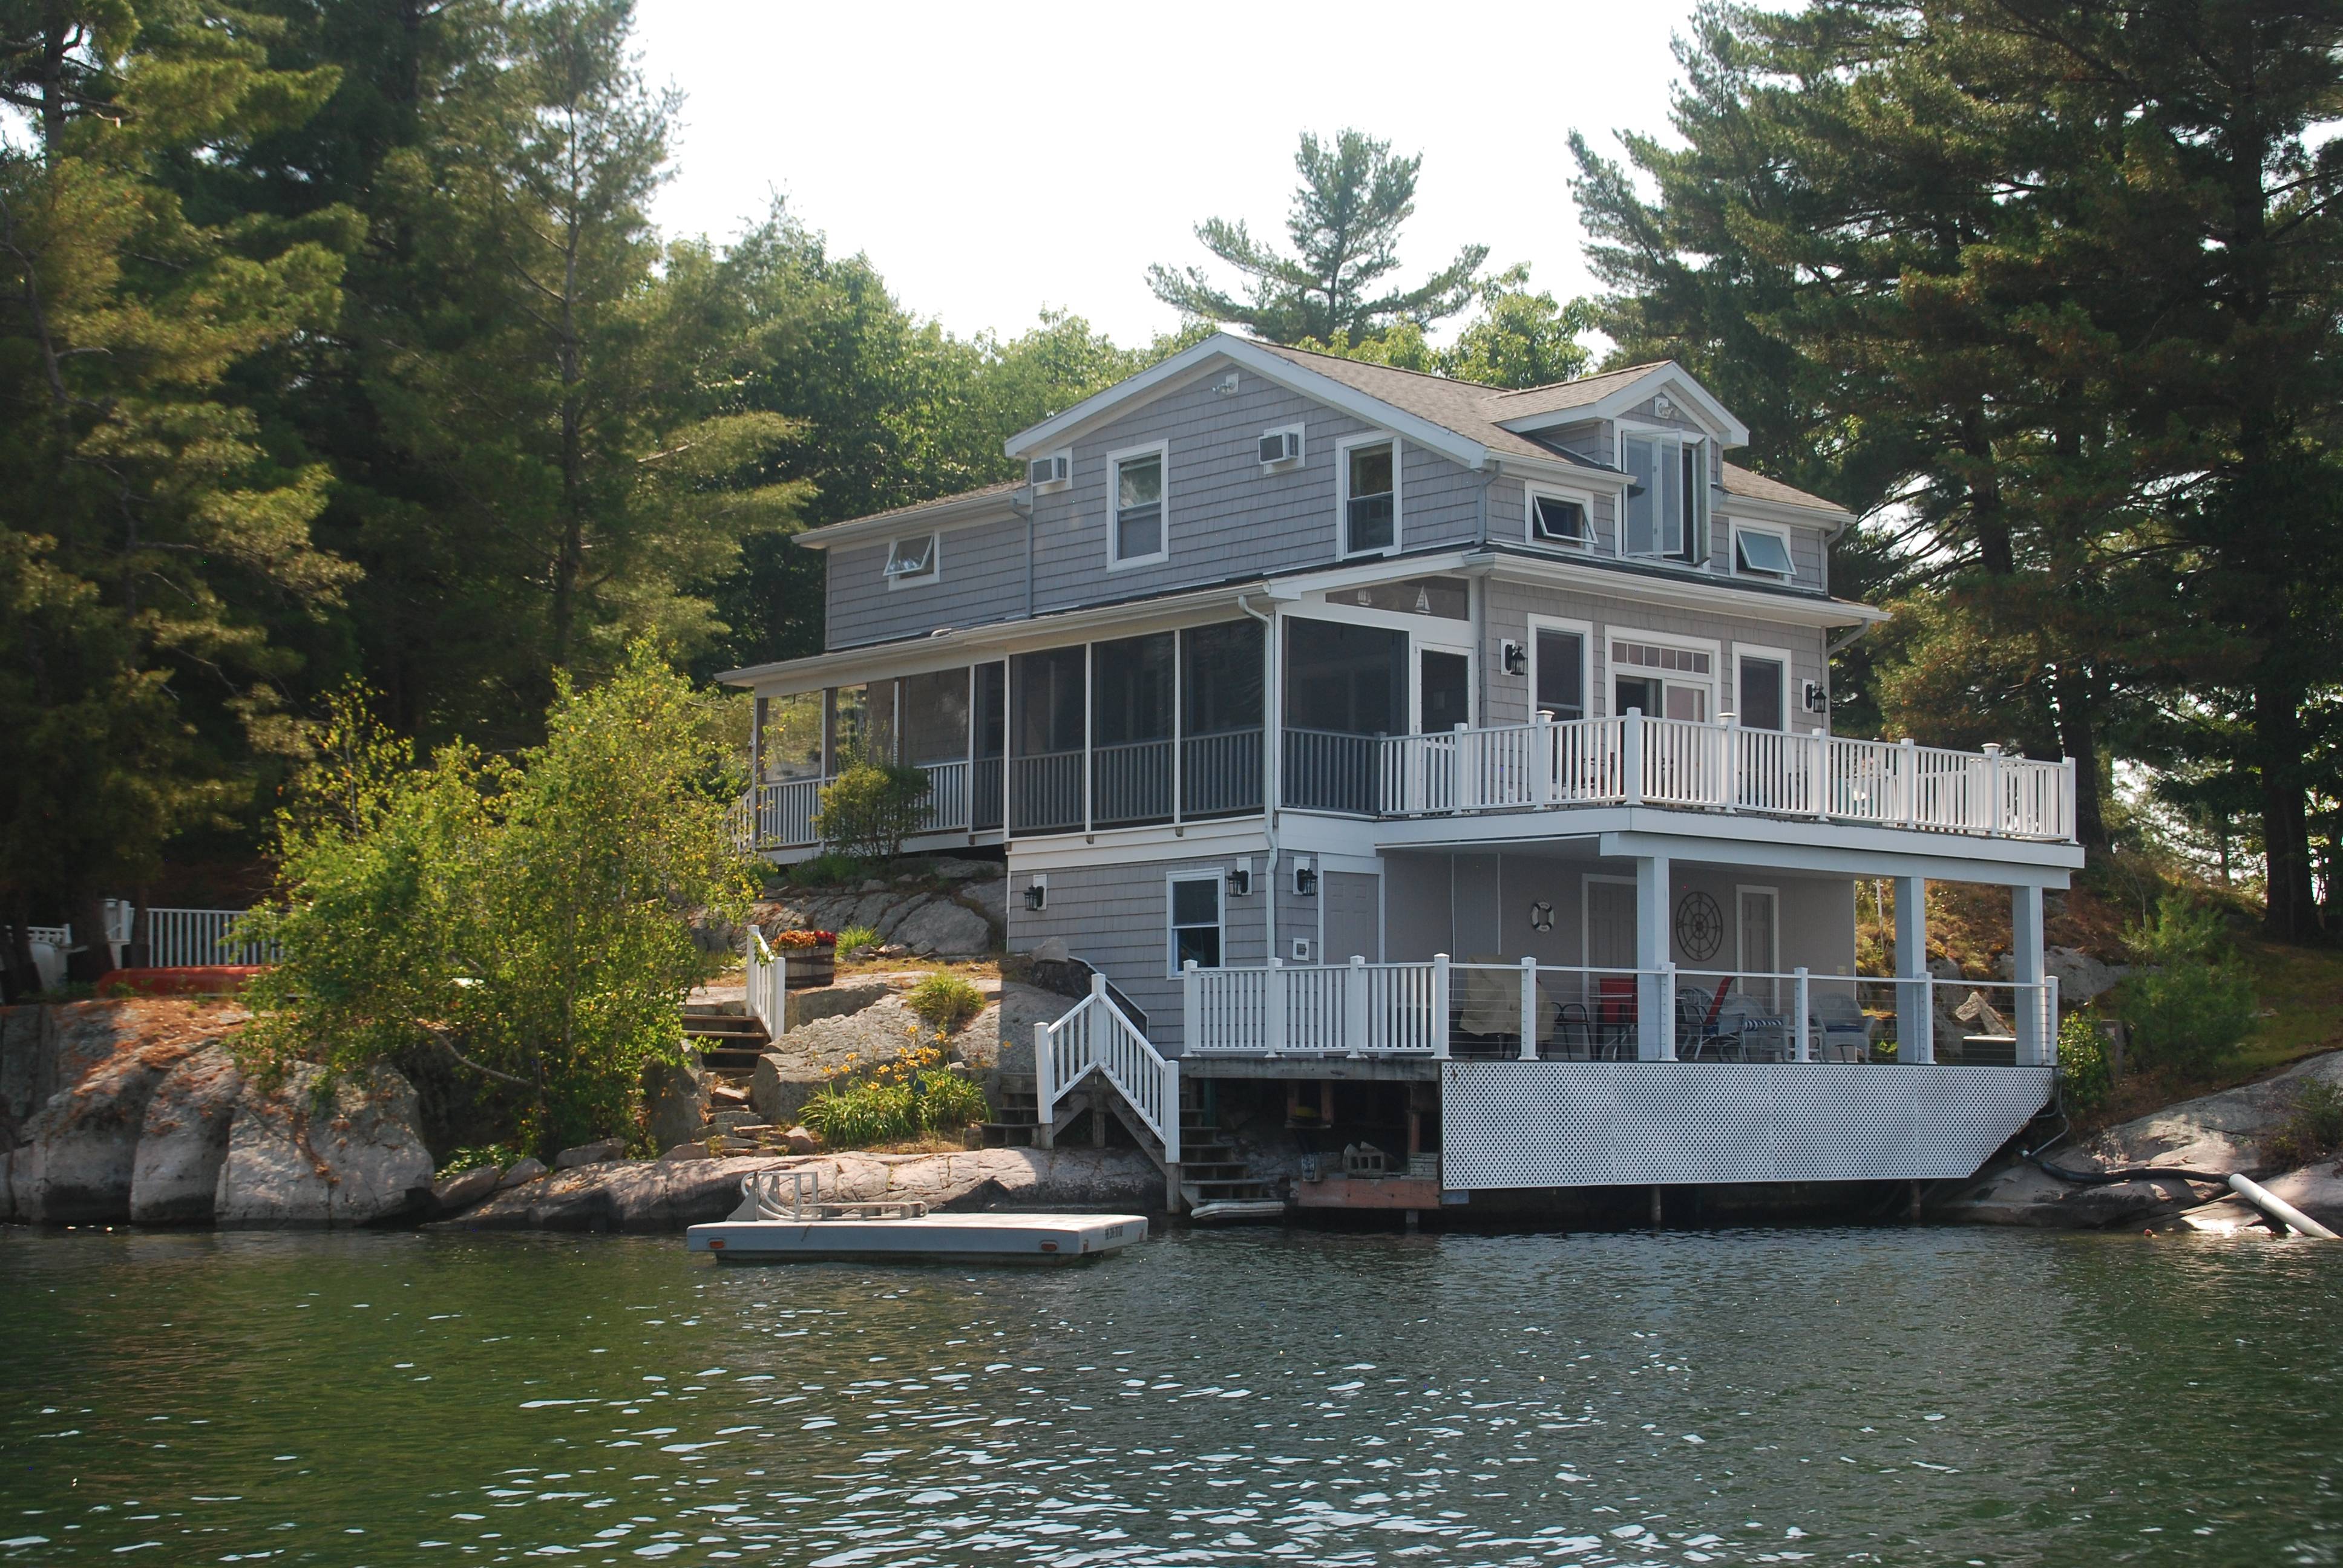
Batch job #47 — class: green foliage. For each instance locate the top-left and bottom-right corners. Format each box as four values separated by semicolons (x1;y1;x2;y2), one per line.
813;763;930;861
2263;1080;2343;1171
2117;897;2260;1072
799;1079;917;1147
787;851;866;889
906;973;985;1033
1147;128;1488;348
240;646;757;1156
1296;266;1594;390
2056;1012;2112;1113
916;1071;989;1132
798;1035;988;1147
834;925;880;957
439;1145;523;1177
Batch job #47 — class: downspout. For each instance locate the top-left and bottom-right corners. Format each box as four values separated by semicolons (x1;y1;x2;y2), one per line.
1240;589;1278;967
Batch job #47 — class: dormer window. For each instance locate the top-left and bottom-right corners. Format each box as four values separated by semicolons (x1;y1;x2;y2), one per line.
1734;526;1794;579
1620;431;1709;565
1529;488;1591;547
883;533;938;586
1109;443;1168;567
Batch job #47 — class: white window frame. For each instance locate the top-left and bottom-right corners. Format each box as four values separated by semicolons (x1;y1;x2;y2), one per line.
1524;482;1596;550
1614;423;1711;566
882;532;940;590
1336;430;1401;558
1411;643;1475;736
1106;439;1170;570
1605;626;1720;721
1731;521;1796;580
1731;642;1794;730
1526;613;1594;722
1258;422;1305;471
1166;870;1225;978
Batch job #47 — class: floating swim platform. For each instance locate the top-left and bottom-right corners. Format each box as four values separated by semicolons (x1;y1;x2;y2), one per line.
684;1169;1145;1264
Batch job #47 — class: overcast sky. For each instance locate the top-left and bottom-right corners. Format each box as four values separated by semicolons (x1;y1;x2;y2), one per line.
632;0;1702;347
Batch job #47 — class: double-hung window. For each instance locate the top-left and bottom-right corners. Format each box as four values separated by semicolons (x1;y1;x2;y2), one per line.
1168;874;1223;973
883;533;937;586
1343;439;1397;555
1110;446;1167;567
1620;431;1709;564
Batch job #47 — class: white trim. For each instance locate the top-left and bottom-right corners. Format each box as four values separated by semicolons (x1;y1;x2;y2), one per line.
1719;489;1853;528
1296;586;1475;644
790;486;1023;550
1336;430;1402;558
1258;422;1305;470
1523;480;1596;550
1004;335;1492;471
1495;362;1751;448
1730;642;1795;730
1030;449;1072;494
1731;521;1796;581
1614;423;1711;566
1414;644;1476;735
1474;550;1886;629
1166;869;1226;978
882;532;940;590
1605;626;1722;721
1525;613;1594;721
1106;439;1171;570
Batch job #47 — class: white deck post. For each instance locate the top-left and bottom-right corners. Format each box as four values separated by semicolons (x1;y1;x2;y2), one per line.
1431;953;1452;1060
1161;1056;1180;1165
1900;737;1919;828
1624;708;1645;806
2060;756;2078;841
1533;710;1555;806
1635;852;1671;1060
1453;720;1470;811
1983;742;2004;835
2011;883;2046;1065
1346;955;1369;1054
1032;1020;1055;1149
1810;728;1829;820
1794;966;1810;1062
1182;958;1199;1053
1718;711;1737;812
1895;873;1932;1062
1519;955;1540;1060
1267;956;1288;1054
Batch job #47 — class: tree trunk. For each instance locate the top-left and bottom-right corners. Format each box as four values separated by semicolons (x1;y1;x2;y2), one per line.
2253;680;2319;941
2049;664;2107;849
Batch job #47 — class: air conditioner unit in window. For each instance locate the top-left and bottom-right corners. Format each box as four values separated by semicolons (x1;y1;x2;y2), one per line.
1257;430;1302;465
1027;454;1068;486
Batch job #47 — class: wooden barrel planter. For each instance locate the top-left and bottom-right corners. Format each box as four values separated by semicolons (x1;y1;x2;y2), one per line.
774;933;836;988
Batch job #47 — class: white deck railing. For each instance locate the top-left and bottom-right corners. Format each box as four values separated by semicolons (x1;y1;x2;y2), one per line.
737;761;974;852
744;929;787;1040
1334;712;2075;843
1183;955;2057;1067
146;907;279;968
1035;975;1179;1163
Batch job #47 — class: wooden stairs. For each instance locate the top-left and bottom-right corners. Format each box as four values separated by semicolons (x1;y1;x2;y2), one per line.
1176;1089;1279;1218
682;1001;788;1154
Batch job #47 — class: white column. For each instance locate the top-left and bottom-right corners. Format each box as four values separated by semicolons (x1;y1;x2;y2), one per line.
1431;952;1452;1060
2011;883;2047;1065
1792;967;1810;1062
1032;1021;1055;1149
1895;873;1932;1063
1519;955;1540;1060
1636;853;1672;1060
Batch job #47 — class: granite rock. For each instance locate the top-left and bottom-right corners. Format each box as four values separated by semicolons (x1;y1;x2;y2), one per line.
890;898;992;959
11;1031;200;1224
212;1062;434;1228
554;1137;624;1171
500;1156;548;1187
128;1045;244;1225
430;1165;502;1215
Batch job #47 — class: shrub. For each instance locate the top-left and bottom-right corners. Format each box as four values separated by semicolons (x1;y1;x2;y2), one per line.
787;851;864;889
2263;1080;2343;1171
918;1070;989;1132
800;1079;917;1146
907;972;986;1032
2057;1011;2112;1112
797;1034;989;1146
2117;895;2259;1072
835;924;880;957
439;1143;522;1177
813;763;931;860
771;928;833;950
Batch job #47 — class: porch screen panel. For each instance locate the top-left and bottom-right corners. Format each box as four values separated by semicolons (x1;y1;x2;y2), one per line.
972;662;1007;831
899;670;971;764
1181;620;1264;817
834;682;894;765
762;691;824;781
1092;633;1175;825
1011;648;1086;832
1283;618;1404;814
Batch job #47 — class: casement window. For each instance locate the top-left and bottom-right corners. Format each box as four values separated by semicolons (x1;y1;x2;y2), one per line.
1341;437;1397;555
1620;430;1709;564
1168;873;1224;973
1109;444;1168;567
1527;486;1592;547
883;533;938;587
1733;525;1795;579
1530;621;1588;722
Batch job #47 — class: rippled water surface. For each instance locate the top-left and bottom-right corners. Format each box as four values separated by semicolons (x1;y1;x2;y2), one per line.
2;1224;2338;1565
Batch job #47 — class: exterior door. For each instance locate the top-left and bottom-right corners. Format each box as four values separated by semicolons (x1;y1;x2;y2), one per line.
1585;879;1637;970
1418;648;1470;733
1738;887;1779;1009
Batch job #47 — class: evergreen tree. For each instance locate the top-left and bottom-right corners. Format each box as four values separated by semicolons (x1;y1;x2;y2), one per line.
1148;128;1487;347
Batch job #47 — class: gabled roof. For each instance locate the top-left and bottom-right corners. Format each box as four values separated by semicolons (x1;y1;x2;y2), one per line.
1001;332;1785;494
790;478;1024;551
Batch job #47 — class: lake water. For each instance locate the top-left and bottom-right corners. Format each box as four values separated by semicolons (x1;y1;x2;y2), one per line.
2;1224;2337;1566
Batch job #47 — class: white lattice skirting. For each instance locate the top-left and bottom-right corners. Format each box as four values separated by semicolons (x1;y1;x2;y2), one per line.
1441;1062;2055;1188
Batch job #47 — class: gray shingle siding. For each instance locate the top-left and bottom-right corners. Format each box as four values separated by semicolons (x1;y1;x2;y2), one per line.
826;514;1027;650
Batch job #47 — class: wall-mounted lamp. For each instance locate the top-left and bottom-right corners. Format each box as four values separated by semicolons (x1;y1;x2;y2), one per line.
1293;857;1317;897
1023;876;1047;912
1501;638;1527;677
1226;859;1253;897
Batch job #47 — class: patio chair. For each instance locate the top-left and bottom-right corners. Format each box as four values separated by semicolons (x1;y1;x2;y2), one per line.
1454;957;1519;1056
1548;1001;1594;1060
1593;976;1638;1059
1807;990;1875;1062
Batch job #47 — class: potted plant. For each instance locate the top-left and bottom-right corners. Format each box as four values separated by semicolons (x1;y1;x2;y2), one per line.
773;929;836;988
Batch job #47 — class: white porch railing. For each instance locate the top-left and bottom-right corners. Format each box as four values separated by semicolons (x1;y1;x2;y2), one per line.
744;929;787;1040
1035;974;1179;1163
1182;955;2059;1067
146;907;279;968
1339;711;2076;843
736;761;975;852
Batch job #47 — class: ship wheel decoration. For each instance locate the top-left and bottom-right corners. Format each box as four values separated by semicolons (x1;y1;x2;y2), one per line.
1673;890;1725;962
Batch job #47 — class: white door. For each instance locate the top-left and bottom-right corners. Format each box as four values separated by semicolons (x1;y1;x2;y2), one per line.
1585;879;1637;970
1738;887;1778;1009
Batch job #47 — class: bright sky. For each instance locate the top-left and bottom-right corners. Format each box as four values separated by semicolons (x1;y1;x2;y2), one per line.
633;0;1702;347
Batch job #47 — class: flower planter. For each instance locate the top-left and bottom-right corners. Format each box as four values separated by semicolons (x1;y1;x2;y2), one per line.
785;947;836;988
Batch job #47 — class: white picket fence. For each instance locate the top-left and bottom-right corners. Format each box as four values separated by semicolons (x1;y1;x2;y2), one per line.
145;907;278;968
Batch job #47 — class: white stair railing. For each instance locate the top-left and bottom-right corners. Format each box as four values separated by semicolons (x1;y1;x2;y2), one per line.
744;929;787;1040
1033;975;1179;1164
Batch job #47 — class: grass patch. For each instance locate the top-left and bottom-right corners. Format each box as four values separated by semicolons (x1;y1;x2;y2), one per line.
797;1036;990;1149
906;973;986;1032
834;924;879;958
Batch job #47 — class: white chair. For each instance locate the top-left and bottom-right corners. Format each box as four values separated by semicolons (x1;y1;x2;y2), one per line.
1807;990;1875;1062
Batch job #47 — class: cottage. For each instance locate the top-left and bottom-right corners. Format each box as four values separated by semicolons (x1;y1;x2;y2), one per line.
723;336;2078;1206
